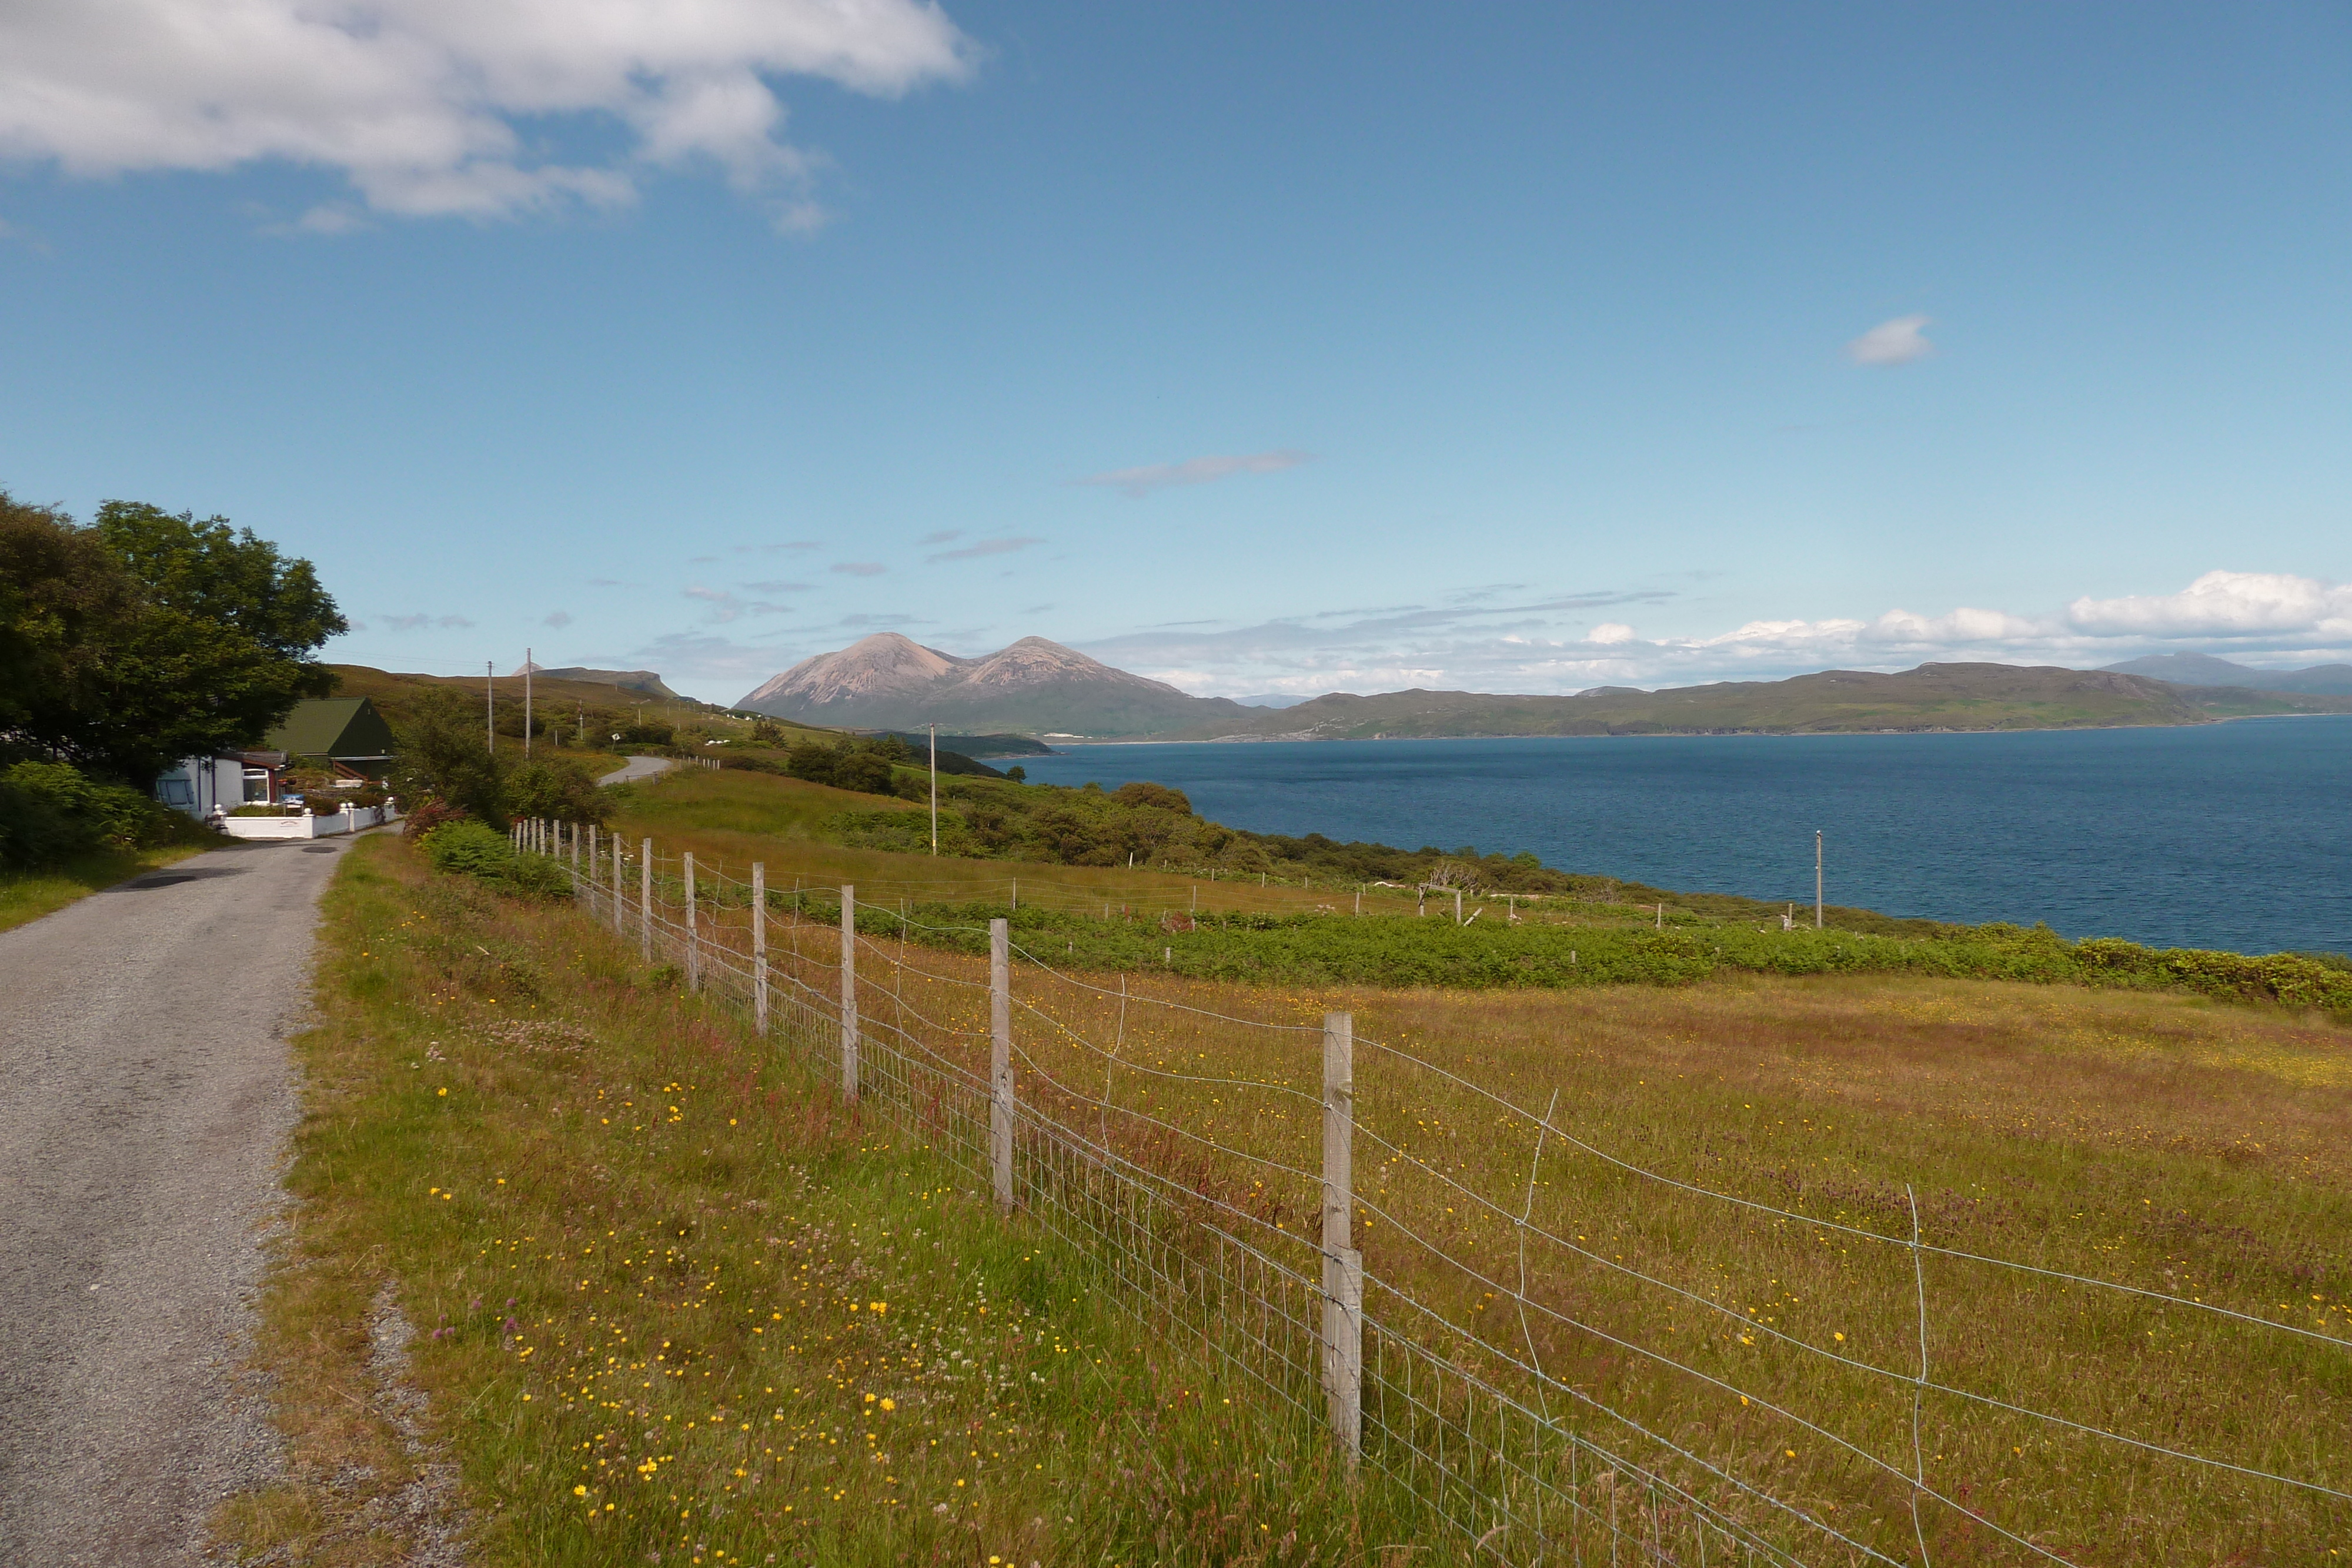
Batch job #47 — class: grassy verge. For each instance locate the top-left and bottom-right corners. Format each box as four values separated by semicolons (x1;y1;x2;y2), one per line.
0;838;216;934
218;832;1433;1566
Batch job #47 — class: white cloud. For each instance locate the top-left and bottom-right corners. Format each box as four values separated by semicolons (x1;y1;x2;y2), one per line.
739;579;811;594
2066;570;2352;640
1074;569;2352;699
1075;449;1312;499
0;0;973;225
1846;314;1933;366
378;610;474;630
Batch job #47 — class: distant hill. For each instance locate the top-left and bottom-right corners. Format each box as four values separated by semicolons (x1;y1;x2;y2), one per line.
2100;651;2352;696
528;666;683;699
1157;663;2352;740
327;664;741;731
737;634;1256;738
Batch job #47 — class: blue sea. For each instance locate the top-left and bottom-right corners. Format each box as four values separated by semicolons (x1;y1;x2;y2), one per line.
1017;717;2352;957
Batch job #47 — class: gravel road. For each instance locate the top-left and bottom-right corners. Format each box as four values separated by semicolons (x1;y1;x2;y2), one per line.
599;754;674;786
0;834;359;1564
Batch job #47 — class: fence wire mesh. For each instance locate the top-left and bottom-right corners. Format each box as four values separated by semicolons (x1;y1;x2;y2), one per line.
533;821;2350;1564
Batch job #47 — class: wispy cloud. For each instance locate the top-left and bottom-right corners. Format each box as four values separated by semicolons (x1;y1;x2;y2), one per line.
543;610;573;628
739;580;811;594
1846;314;1933;366
763;540;821;553
918;529;962;546
587;577;624;587
379;611;475;631
1075;449;1313;499
831;561;887;577
928;535;1042;563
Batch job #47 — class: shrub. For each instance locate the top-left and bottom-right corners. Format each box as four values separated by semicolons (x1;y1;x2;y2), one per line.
420;820;573;900
506;756;612;827
0;760;191;868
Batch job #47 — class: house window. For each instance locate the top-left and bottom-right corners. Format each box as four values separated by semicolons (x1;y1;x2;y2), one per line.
158;778;193;806
243;768;273;803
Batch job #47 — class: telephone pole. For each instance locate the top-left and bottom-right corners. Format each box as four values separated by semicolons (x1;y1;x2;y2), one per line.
1815;829;1823;930
928;723;939;855
485;660;495;754
523;648;533;758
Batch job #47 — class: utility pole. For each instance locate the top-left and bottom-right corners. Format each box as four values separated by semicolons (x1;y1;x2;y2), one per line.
1815;829;1824;930
485;660;495;754
523;648;533;758
928;723;939;855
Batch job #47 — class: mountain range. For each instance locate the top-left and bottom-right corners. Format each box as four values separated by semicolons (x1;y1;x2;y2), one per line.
734;636;2352;741
736;634;1257;736
2098;652;2352;696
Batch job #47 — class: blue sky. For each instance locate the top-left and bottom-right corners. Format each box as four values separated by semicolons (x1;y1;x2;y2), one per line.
4;2;2349;703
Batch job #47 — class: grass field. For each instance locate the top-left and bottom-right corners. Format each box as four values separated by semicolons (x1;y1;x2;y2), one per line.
218;834;1441;1566
569;764;2352;1560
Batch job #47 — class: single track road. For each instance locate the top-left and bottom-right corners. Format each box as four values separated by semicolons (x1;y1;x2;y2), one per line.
0;834;360;1564
599;754;674;786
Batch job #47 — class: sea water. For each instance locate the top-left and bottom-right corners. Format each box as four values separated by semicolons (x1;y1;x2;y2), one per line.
1017;717;2352;956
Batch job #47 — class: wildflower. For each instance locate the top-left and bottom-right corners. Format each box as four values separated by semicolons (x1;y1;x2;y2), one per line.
574;1485;588;1496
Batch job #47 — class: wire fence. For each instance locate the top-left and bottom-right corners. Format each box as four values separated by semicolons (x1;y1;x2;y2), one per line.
520;818;2351;1564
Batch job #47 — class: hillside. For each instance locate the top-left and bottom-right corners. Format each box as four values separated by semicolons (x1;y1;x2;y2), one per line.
737;633;1255;737
1158;661;2352;738
2102;650;2352;695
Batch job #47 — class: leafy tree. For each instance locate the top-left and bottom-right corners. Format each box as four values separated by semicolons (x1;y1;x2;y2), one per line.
0;494;143;768
0;495;346;784
387;688;508;827
506;755;614;827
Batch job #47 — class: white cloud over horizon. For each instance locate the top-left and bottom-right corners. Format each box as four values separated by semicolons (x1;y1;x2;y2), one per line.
0;0;974;227
1075;449;1312;499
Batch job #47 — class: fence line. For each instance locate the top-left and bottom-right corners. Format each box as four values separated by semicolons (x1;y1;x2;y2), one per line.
521;819;2350;1564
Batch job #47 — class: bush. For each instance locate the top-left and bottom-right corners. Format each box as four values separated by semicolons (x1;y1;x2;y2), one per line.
506;756;612;827
420;820;573;900
0;760;191;868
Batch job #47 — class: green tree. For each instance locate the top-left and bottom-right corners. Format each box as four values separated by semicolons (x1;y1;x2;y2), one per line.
0;495;346;784
506;756;614;827
387;688;509;827
0;494;144;768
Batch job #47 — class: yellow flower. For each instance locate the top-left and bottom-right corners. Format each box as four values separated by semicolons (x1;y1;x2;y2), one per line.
880;1398;896;1412
574;1485;588;1496
437;1087;448;1097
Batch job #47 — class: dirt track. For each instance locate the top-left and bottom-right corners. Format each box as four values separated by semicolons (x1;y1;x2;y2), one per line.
0;835;353;1564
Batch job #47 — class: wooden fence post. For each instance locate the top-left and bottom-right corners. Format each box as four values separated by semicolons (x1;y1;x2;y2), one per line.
684;852;701;991
586;825;597;911
639;838;653;962
1322;1009;1363;1465
752;862;769;1037
840;885;859;1101
990;917;1014;1213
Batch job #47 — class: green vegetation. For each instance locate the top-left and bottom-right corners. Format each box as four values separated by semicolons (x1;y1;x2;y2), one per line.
418;820;572;898
1;493;346;786
808;898;2352;1017
219;833;1431;1564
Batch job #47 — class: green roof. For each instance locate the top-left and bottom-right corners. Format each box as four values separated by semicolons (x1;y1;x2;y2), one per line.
265;697;398;760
